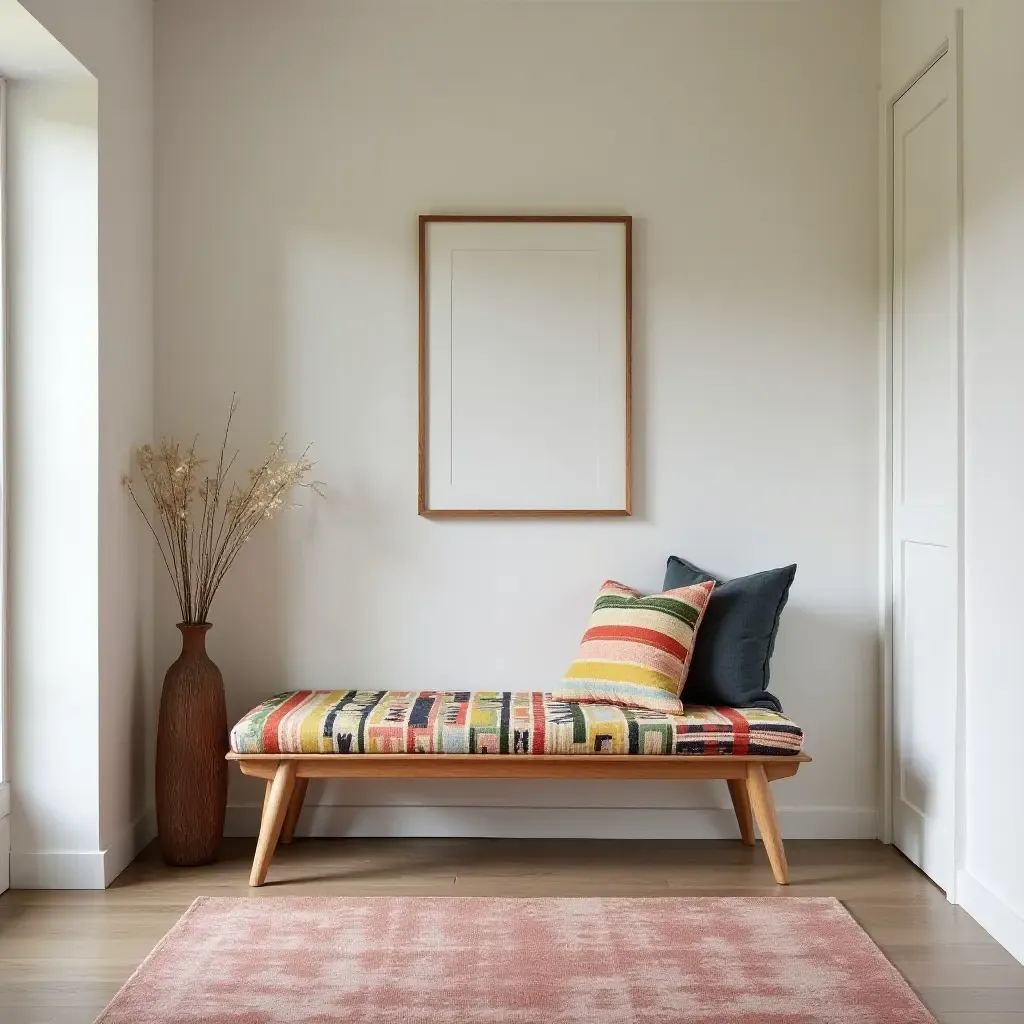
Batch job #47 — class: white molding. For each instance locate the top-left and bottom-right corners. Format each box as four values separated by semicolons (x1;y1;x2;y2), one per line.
10;806;155;890
950;9;968;908
1;75;9;795
10;848;106;889
0;815;8;894
957;869;1024;967
225;803;878;842
877;71;894;848
0;782;8;895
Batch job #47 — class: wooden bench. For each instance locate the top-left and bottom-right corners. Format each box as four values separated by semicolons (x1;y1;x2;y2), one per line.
228;751;812;887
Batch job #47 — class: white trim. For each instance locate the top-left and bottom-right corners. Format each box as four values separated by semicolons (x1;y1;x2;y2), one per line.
0;75;8;792
877;71;895;848
0;79;7;898
0;814;8;894
957;870;1024;967
0;782;9;896
949;9;968;908
879;33;965;898
10;806;155;889
10;848;107;889
225;803;878;842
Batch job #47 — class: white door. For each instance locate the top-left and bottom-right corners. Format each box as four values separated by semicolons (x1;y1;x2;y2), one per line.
891;52;959;892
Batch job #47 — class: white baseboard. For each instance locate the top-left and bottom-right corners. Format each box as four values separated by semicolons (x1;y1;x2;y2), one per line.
0;814;9;895
0;782;9;895
957;869;1024;967
10;806;156;890
10;848;107;889
225;803;878;841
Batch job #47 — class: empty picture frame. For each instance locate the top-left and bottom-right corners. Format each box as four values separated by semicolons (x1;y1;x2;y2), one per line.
418;215;632;516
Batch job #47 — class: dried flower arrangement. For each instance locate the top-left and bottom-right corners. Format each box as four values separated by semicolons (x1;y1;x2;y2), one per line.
125;398;323;625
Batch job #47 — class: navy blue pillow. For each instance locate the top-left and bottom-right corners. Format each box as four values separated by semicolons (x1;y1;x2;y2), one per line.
664;556;796;711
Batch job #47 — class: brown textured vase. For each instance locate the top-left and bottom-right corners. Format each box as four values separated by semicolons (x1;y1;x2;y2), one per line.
156;623;228;866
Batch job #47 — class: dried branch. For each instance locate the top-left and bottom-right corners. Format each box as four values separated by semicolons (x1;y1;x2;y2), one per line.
124;401;322;625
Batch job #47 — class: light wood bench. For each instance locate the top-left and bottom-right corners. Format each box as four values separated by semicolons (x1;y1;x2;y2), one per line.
228;752;812;887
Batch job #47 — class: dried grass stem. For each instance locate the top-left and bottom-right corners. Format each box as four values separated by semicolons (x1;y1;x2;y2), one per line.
125;397;322;624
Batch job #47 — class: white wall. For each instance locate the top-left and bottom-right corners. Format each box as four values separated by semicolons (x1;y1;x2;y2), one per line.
156;0;881;840
5;0;154;888
6;72;100;883
882;0;1024;967
960;0;1024;968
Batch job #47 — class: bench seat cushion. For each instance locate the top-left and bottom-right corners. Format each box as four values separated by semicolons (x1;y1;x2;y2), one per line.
230;691;803;757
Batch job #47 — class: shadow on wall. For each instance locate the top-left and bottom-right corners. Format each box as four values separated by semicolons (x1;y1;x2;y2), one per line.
770;605;880;804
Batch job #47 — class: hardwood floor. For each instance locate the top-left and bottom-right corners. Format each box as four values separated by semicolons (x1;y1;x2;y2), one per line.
0;838;1021;1022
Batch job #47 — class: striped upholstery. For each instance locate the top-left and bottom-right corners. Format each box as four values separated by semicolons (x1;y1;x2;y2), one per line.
555;580;715;712
229;690;803;757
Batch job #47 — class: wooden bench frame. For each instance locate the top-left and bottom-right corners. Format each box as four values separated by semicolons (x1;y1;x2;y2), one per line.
228;752;811;887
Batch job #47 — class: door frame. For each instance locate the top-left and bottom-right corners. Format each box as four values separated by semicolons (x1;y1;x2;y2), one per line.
879;18;966;903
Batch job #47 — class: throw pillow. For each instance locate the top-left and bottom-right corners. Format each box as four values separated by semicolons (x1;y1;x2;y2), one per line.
554;579;715;713
663;556;796;710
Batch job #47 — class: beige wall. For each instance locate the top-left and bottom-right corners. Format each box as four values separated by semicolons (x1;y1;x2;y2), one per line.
881;0;954;94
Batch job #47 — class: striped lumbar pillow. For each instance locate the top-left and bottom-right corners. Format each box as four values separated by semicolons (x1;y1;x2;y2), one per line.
554;579;716;713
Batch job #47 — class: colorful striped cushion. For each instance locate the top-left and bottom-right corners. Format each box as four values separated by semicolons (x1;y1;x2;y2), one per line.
554;580;715;713
229;690;804;756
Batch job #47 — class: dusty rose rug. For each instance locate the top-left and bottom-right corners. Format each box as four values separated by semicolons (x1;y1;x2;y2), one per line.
96;896;934;1023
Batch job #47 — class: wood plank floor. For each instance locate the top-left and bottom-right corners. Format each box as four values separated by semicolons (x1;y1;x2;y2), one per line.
0;838;1021;1022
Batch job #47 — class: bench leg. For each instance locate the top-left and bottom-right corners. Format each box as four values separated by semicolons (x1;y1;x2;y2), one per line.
745;763;789;884
249;761;297;887
280;777;309;845
727;778;755;846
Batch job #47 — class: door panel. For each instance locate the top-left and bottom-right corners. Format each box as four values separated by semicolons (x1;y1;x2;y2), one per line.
891;53;958;891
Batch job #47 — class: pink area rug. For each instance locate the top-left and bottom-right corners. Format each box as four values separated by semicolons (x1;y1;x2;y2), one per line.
96;896;934;1023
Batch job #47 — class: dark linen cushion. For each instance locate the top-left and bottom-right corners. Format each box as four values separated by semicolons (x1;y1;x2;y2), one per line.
663;556;796;711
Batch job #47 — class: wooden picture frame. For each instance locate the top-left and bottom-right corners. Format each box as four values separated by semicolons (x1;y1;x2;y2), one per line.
418;215;632;517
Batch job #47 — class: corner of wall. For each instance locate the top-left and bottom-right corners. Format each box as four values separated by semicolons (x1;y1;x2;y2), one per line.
102;805;156;887
957;870;1024;967
9;806;155;890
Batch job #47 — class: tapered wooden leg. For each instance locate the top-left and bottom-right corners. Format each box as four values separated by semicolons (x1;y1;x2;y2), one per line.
745;763;789;884
249;761;297;887
727;778;755;846
279;777;308;845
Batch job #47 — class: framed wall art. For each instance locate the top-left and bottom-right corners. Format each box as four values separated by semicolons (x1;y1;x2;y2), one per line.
418;215;632;516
